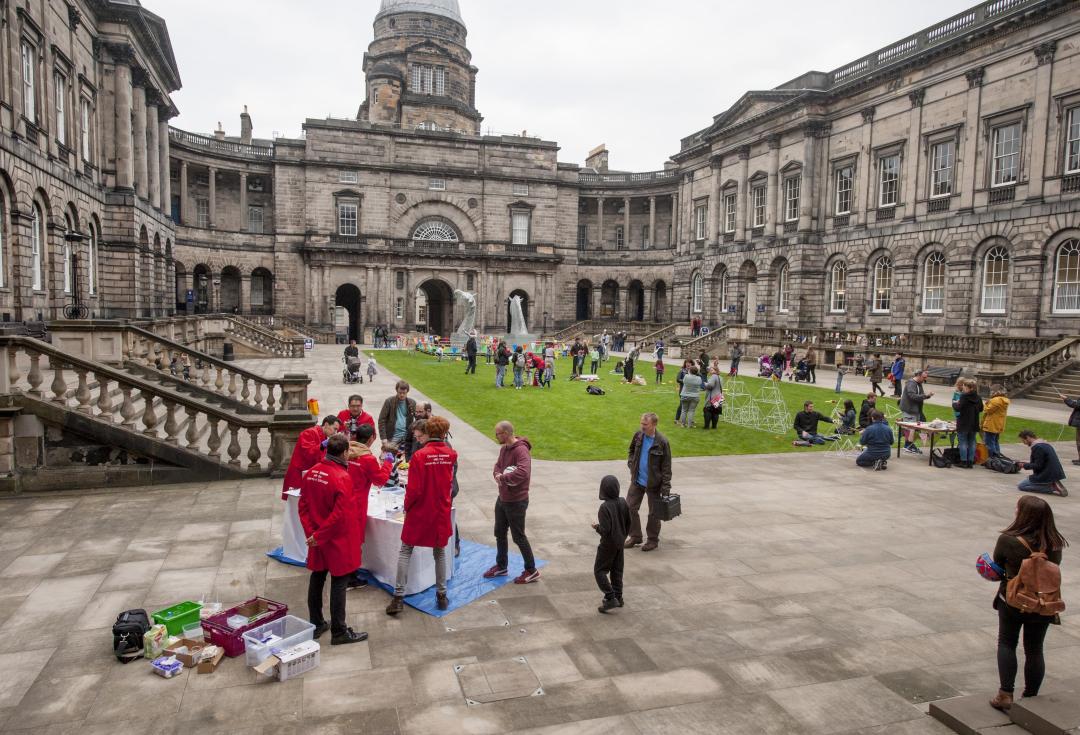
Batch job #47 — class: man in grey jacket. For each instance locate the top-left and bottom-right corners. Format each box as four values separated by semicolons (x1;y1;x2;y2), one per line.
625;413;673;552
899;369;934;454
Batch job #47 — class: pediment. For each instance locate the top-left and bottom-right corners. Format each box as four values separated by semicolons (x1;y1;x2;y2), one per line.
706;91;804;136
406;39;453;58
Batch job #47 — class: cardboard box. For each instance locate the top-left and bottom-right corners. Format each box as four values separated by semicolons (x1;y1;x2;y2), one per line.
164;638;208;668
253;640;320;681
197;646;225;674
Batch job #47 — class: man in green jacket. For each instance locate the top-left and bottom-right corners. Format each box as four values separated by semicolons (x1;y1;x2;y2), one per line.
624;412;672;552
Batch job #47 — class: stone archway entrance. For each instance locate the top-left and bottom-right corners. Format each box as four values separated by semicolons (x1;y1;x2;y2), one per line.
628;280;645;321
418;279;454;337
576;279;592;321
334;283;362;341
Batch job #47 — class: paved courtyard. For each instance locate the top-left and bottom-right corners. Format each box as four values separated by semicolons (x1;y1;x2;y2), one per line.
0;346;1077;734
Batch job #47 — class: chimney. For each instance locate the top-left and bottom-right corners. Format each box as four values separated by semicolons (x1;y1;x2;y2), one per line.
213;121;225;141
586;144;609;173
240;105;253;144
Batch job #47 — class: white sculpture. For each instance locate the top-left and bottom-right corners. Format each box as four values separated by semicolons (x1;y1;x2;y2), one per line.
508;295;530;336
453;289;477;336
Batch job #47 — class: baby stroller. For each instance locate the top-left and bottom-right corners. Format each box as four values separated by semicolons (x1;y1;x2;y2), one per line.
342;355;363;384
757;354;774;378
791;359;811;383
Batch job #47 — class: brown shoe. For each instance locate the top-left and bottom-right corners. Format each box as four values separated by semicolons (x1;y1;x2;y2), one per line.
436;592;449;611
989;690;1013;711
641;541;659;552
624;539;641;549
385;595;404;616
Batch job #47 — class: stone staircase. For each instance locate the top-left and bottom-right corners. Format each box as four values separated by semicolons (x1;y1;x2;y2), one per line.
930;683;1080;734
975;337;1080;402
1023;362;1080;403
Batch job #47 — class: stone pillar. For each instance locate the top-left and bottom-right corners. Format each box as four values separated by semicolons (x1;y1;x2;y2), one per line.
239;173;248;232
736;146;750;241
597;197;605;249
592;285;602;321
146;102;160;209
159;118;171;216
644;287;654;321
710;156;722;244
959;69;983;211
799;126;819;232
857;107;875;222
648;196;656;249
622;197;630;249
179;161;189;224
766;134;781;238
132;83;148;200
240;275;250;315
903;90;923;220
208;166;217;228
1027;43;1057;202
114;63;135;191
671;193;679;250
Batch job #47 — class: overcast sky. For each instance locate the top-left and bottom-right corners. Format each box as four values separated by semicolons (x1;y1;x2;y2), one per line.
154;0;975;172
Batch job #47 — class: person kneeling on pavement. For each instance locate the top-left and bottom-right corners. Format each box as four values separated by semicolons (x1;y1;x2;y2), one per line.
1016;429;1068;497
856;410;894;471
793;401;837;445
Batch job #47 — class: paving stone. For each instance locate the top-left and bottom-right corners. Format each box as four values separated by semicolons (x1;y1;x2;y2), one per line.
563;638;657;679
457;657;542;704
769;676;925;733
877;669;963;705
302;667;412;717
1008;689;1080;735
628;694;810;734
929;694;1013;735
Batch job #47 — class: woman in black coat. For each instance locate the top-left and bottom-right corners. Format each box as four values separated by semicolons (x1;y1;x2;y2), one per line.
952;378;984;468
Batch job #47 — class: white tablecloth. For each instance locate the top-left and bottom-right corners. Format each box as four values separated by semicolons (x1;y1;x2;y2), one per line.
278;490;456;596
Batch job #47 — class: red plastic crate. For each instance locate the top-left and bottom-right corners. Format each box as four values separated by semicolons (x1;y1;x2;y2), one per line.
202;597;288;657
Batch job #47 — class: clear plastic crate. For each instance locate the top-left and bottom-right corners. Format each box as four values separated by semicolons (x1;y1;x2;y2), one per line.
241;615;315;667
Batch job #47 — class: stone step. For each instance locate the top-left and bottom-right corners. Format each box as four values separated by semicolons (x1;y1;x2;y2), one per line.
929;693;1015;734
1009;689;1080;734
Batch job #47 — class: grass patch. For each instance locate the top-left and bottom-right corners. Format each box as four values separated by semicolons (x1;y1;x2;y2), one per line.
370;350;1062;461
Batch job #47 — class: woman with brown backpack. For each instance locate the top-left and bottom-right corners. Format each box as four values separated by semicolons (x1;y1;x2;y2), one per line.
989;495;1068;712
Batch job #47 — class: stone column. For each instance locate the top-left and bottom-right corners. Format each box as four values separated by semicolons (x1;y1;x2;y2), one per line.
592;284;602;321
239;173;248;232
239;275;250;315
179;160;189;224
159;118;171;215
857;107;875;222
132;83;148;200
671;193;679;250
643;287;654;321
799;125;819;232
959;69;983;211
622;197;630;249
648;196;656;249
1027;43;1057;202
710;156;722;244
208;166;217;228
596;197;605;249
146;102;160;209
736;145;750;241
903;90;924;220
114;62;135;191
766;134;781;238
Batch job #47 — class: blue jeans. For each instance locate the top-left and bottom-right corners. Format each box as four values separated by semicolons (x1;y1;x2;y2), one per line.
495;365;506;387
513;368;523;388
957;431;976;463
834;372;844;393
1018;478;1058;494
856;450;889;467
800;432;826;445
983;432;1001;456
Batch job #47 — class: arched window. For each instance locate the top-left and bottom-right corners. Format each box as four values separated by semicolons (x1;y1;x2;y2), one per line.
0;193;5;288
872;256;893;313
1054;239;1080;313
922;252;946;313
63;214;73;295
717;270;728;313
982;246;1010;313
31;204;43;290
777;263;789;312
87;221;97;295
412;220;458;242
829;261;847;313
691;272;703;313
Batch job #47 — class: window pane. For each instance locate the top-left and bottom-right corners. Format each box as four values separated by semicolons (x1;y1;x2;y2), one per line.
248;206;264;234
879;155;899;206
830;262;847;312
22;44;35;123
511;211;529;245
577;224;587;248
873;257;893;312
692;274;702;312
695;204;706;239
931;141;954;197
88;227;96;294
338;203;358;236
55;73;66;145
196;199;209;228
836;167;852;215
725;194;736;232
992;124;1020;186
1067;108;1080;174
752;185;766;227
922;253;946;312
1055;239;1080;312
31;206;41;290
982;247;1009;312
777;265;789;311
81;99;91;161
784;177;800;221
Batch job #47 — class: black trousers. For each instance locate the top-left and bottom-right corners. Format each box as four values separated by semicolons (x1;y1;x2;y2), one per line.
997;602;1052;696
892;379;902;397
308;570;349;636
594;543;624;600
495;499;534;571
871;381;885;396
466;355;477;373
703;403;721;429
808;365;816;383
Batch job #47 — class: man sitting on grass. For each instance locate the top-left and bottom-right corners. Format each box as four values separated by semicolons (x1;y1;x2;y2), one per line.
793;401;837;445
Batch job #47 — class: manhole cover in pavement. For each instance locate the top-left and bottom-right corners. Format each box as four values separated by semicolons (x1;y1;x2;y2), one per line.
454;656;544;705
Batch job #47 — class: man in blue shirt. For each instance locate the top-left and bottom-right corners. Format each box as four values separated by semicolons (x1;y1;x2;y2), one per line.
856;410;894;470
625;413;672;552
378;380;417;445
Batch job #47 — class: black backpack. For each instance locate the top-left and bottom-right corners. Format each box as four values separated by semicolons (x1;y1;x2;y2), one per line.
586;385;605;395
984;454;1020;474
931;449;953;468
112;609;150;663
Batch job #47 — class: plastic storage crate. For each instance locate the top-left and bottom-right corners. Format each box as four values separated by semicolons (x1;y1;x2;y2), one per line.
151;601;203;636
241;615;315;667
203;597;287;657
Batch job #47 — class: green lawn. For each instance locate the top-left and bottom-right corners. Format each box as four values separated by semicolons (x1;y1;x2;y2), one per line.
372;351;1062;461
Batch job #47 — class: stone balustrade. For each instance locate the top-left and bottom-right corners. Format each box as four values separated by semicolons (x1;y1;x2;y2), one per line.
246;315;336;344
975;337;1080;396
223;315;307;358
635;323;679;349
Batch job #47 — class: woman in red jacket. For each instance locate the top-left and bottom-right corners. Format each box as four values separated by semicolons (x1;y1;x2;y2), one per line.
385;416;457;616
298;434;365;646
281;416;339;499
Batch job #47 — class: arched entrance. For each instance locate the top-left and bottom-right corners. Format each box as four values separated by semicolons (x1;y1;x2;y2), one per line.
250;268;273;315
193;264;211;314
628;280;644;321
575;279;592;321
506;289;530;333
334;283;362;341
220;266;241;313
654;280;668;321
418;279;454;336
600;280;619;318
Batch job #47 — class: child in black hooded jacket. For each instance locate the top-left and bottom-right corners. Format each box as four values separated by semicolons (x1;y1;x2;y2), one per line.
592;475;631;613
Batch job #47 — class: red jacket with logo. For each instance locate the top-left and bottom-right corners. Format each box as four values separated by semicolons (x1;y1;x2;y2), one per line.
298;457;361;576
401;439;457;548
337;409;376;437
282;424;325;500
347;445;393;544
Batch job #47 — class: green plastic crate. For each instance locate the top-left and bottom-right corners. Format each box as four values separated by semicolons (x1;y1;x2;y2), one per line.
152;601;203;636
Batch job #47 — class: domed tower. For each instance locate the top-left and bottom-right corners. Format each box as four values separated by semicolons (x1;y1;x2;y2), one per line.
359;0;482;134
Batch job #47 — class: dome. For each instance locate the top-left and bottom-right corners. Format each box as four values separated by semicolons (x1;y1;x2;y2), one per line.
376;0;463;25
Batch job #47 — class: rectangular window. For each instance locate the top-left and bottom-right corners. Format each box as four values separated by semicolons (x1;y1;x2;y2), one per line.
667;224;672;246
694;203;707;240
878;154;900;207
396;271;405;289
751;185;766;228
80;97;92;161
338;202;358;236
1067;107;1080;174
395;297;404;320
992;123;1021;186
641;224;649;248
54;72;66;146
21;42;36;123
930;140;954;197
428;177;445;191
616;226;625;249
784;176;800;222
835;166;853;215
248;206;264;234
724;193;736;233
466;272;475;290
250;276;264;307
512;183;529;196
433;67;446;96
339;170;358;184
577;224;587;249
196;198;209;228
411;66;422;92
511;211;529;245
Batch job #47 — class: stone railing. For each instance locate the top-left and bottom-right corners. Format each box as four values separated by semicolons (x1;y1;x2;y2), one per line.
222;315;307;358
635;323;679;349
168;127;274;159
578;169;679;185
551;320;667;341
246;315;336;344
975;337;1080;397
0;336;312;476
678;325;733;356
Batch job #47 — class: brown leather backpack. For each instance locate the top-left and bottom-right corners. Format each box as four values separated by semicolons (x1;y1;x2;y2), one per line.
1005;536;1065;616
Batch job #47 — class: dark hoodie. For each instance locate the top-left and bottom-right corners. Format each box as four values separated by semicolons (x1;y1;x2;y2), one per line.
494;436;532;502
595;475;631;548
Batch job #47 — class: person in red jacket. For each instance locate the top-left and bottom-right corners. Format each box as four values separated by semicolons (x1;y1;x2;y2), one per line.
299;434;366;646
281;416;340;500
343;423;395;590
483;421;539;584
337;394;376;438
385;416;457;616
